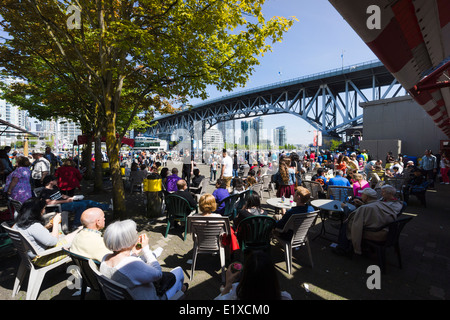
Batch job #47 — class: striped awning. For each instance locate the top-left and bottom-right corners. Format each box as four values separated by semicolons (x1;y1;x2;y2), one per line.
330;0;450;137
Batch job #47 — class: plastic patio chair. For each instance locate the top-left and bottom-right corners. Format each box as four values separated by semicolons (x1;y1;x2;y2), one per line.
88;259;134;300
187;215;231;281
261;175;275;199
362;215;413;273
216;193;241;220
1;222;71;300
235;215;276;258
61;248;104;300
88;259;185;300
327;185;353;202
273;210;319;274
302;180;324;200
164;194;197;241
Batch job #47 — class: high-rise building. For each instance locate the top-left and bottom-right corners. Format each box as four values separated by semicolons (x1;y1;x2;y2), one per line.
274;126;287;148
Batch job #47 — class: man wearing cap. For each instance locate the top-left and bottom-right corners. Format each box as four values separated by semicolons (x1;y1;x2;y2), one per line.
31;150;50;188
334;188;399;256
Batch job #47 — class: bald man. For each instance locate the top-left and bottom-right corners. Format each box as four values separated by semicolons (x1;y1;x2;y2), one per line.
70;208;112;262
174;179;197;208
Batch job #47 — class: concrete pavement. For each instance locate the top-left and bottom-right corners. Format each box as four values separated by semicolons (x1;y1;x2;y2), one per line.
0;160;449;301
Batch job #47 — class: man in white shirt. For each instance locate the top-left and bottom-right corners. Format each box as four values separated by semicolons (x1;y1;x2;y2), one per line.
31;150;51;188
220;149;233;189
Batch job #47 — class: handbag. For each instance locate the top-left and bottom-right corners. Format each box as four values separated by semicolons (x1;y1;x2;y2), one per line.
154;271;176;297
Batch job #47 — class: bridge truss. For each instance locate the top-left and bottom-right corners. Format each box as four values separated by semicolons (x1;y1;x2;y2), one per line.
148;60;406;138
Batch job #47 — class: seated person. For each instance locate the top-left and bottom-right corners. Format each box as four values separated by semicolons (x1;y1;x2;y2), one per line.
13;197;82;267
165;168;181;192
40;175;111;229
100;219;187;300
327;170;351;187
379;185;403;214
245;170;257;188
403;168;428;204
69;207;112;262
312;168;328;188
190;168;205;194
234;193;266;227
215;250;292;300
334;188;399;256
352;173;370;197
275;186;315;234
174;179;197;209
191;193;222;217
212;178;230;215
231;177;246;194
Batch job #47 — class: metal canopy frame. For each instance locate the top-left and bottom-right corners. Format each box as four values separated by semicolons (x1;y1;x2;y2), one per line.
0;119;38;137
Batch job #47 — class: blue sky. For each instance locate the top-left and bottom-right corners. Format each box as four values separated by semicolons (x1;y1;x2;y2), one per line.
188;0;378;145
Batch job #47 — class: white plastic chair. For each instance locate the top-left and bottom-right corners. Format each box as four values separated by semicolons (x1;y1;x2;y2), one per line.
88;259;185;300
273;211;319;274
261;175;275;199
187;216;231;282
1;222;71;300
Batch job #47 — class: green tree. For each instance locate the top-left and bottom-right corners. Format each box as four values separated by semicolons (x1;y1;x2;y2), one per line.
0;0;295;218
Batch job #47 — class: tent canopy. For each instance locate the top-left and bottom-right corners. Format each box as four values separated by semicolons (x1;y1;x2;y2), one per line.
74;134;135;147
330;0;450;137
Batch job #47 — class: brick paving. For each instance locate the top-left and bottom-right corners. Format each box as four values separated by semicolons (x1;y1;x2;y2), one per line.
0;160;449;301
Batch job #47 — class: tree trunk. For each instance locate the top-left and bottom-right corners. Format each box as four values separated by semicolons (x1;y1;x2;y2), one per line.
81;135;93;180
104;113;126;219
94;135;104;193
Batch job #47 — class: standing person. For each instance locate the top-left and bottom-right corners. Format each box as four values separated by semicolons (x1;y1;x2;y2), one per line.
0;147;13;175
31;150;50;188
233;152;239;178
419;149;437;188
220;149;233;189
4;156;33;204
55;159;83;197
181;149;194;189
44;147;60;175
210;153;218;182
273;157;296;200
439;151;450;185
70;208;112;262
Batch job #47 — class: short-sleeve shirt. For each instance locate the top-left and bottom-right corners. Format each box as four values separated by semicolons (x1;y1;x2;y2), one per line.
222;155;233;177
31;158;50;180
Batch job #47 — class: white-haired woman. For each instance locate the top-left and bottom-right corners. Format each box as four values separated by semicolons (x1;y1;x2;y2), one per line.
100;219;187;300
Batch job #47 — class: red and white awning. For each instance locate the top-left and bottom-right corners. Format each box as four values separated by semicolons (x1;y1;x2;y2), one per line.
330;0;450;137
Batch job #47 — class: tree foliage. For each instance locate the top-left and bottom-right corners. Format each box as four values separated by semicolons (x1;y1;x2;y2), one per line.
0;0;295;217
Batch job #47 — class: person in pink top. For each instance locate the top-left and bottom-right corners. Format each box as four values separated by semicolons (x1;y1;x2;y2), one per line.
352;173;370;197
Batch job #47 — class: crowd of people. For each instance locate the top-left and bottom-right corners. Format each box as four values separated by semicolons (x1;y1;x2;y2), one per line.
3;143;449;301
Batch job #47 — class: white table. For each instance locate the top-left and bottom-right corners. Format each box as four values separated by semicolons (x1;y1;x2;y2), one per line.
266;197;296;210
310;199;355;241
310;199;355;212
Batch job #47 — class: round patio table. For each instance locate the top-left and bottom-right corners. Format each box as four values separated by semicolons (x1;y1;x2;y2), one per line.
266;197;296;210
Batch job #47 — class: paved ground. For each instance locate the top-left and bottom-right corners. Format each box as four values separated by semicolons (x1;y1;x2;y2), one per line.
0;160;449;301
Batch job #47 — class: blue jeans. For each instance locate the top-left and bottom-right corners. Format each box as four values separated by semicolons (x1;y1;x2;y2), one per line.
61;200;109;227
